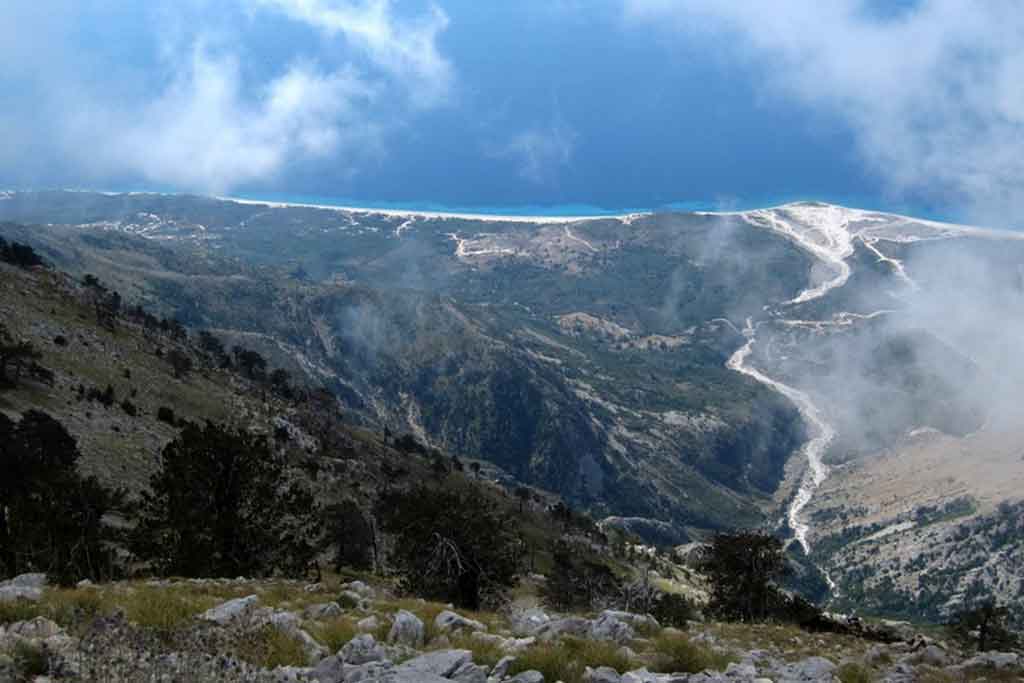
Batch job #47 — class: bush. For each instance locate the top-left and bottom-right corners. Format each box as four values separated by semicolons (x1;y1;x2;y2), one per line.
650;632;733;674
651;592;697;628
120;400;137;417
12;640;48;680
156;406;176;425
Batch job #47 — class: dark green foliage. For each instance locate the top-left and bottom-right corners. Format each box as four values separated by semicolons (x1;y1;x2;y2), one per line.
269;368;293;398
651;592;697;628
131;421;322;578
233;345;266;380
949;601;1019;652
0;411;124;584
166;348;193;379
120;399;137;417
0;238;44;269
12;640;49;680
377;482;520;610
327;499;376;571
698;531;787;622
540;545;622;611
0;323;42;387
156;406;176;425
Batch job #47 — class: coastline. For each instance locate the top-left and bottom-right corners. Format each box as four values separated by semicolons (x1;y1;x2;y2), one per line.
216;194;648;224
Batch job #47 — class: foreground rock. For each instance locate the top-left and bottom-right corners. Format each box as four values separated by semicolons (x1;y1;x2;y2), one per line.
0;573;46;602
388;610;425;648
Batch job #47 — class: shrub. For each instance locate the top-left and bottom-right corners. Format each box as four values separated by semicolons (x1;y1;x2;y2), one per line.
120;400;137;417
650;632;733;674
53;335;67;347
12;640;48;680
651;592;696;628
156;406;176;425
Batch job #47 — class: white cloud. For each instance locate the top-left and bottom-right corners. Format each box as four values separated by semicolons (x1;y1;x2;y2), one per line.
492;122;577;185
258;0;453;107
625;0;1024;225
81;45;379;194
0;0;452;194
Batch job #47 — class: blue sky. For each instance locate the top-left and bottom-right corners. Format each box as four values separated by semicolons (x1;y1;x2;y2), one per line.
2;1;1022;224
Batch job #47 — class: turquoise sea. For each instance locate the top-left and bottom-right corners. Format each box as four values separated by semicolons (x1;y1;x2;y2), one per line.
80;185;955;224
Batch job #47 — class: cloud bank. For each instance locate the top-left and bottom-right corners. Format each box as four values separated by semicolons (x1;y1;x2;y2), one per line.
626;0;1024;225
0;0;452;194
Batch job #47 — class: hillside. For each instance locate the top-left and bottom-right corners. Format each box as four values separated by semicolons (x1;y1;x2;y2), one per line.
3;191;1024;628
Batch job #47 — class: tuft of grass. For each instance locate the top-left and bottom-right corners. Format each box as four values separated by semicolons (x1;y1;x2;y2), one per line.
12;640;49;680
445;634;505;668
119;586;218;630
649;632;734;674
309;616;358;653
238;626;308;669
509;637;638;683
837;662;873;683
0;599;44;625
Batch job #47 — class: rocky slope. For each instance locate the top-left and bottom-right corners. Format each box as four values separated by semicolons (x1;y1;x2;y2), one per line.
1;572;1020;683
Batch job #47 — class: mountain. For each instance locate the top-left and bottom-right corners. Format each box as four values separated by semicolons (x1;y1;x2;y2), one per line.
2;190;1023;625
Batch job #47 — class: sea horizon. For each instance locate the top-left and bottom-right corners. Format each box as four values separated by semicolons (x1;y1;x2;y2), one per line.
17;185;958;225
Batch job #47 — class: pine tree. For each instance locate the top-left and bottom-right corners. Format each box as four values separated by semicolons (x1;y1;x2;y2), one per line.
0;411;124;584
131;421;321;577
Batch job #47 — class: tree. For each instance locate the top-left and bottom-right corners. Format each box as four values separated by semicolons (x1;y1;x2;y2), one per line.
377;482;520;610
166;349;193;379
131;422;321;578
269;368;293;398
541;544;622;611
698;531;787;622
198;330;227;365
0;411;124;584
949;601;1019;652
515;486;531;514
327;500;376;572
233;346;267;380
0;240;44;268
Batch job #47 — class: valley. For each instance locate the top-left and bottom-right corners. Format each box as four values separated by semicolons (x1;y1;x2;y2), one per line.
2;191;1023;626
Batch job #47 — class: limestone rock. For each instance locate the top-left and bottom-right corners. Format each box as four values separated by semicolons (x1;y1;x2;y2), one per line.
388;610;425;648
199;595;260;624
435;610;487;634
340;633;387;665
